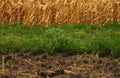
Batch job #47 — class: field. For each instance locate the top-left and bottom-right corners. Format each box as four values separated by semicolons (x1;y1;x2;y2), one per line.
0;0;120;77
0;0;120;25
0;22;120;77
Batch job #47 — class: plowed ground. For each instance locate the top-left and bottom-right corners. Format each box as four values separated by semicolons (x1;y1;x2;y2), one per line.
0;52;120;78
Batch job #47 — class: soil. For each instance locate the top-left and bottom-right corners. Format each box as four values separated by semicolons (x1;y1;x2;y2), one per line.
0;52;120;78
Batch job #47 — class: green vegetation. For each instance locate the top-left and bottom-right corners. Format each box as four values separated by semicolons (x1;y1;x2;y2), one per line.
0;22;120;57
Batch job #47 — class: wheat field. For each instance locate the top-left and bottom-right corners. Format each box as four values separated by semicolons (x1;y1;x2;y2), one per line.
0;0;120;26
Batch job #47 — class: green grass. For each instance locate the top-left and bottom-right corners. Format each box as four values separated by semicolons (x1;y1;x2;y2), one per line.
0;22;120;57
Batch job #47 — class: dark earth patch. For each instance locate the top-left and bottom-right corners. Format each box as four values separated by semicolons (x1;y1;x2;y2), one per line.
0;52;120;78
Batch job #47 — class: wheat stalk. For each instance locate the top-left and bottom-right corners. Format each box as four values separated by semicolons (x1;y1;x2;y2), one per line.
0;0;120;26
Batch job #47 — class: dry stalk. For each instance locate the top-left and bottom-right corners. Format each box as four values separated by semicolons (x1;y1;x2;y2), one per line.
0;0;120;26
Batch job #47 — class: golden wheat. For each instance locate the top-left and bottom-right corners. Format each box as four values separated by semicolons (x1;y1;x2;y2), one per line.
0;0;120;26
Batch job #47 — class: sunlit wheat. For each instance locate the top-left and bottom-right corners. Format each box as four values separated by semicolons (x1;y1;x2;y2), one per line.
0;0;120;26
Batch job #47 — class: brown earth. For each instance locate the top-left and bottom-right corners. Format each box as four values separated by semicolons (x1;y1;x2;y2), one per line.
0;52;120;78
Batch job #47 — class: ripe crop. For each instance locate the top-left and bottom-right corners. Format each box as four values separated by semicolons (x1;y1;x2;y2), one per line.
0;0;120;26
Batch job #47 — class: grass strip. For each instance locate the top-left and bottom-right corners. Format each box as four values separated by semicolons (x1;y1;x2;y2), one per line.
0;22;120;57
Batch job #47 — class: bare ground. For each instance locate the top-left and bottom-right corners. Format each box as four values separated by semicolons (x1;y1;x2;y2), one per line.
0;52;120;78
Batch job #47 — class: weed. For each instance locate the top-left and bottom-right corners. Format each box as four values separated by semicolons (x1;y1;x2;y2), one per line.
0;22;120;57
